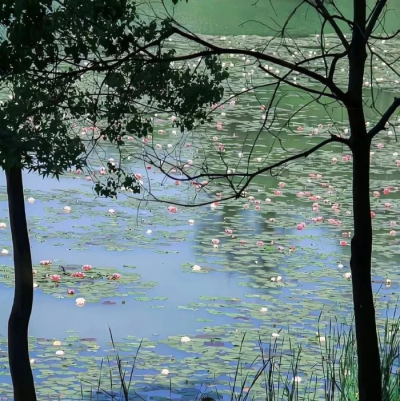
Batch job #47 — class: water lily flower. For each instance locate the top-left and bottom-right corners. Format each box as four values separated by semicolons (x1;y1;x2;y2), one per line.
344;272;352;280
161;369;169;375
53;340;61;346
292;376;302;383
260;307;268;312
76;297;85;306
50;274;60;282
111;273;121;280
67;289;75;295
386;278;392;287
319;336;326;342
28;197;35;203
180;336;191;343
272;333;280;338
256;241;264;246
72;272;85;278
338;263;344;269
108;209;115;214
64;206;71;212
82;265;92;271
340;240;348;246
55;350;64;356
192;265;201;271
146;229;152;234
40;260;52;266
212;239;220;245
188;219;195;225
168;206;178;213
0;223;6;228
225;228;233;235
391;221;397;227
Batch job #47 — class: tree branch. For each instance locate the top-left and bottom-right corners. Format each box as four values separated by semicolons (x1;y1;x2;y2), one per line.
171;27;346;100
366;0;388;40
368;97;400;138
306;0;350;51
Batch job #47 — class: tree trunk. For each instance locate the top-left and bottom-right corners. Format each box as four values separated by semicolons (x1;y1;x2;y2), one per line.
350;136;381;401
5;167;37;401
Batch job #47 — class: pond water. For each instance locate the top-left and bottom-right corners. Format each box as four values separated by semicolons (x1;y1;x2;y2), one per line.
0;3;400;401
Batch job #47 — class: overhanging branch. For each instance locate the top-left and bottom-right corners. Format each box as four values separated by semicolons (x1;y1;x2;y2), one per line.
171;27;346;100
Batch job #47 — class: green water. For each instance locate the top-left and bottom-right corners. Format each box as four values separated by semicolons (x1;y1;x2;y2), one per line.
148;0;399;36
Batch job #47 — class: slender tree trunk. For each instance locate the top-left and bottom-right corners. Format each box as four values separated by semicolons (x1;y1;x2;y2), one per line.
5;167;37;401
350;135;381;401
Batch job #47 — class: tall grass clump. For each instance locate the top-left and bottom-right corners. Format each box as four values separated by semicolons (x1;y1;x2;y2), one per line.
81;316;400;400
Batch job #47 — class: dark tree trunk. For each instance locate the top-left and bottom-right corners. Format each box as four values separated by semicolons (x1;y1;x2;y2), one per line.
5;168;37;401
350;134;381;401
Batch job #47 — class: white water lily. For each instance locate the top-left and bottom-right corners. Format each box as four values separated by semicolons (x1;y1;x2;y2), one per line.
292;376;302;383
55;350;64;356
28;197;35;203
64;206;71;212
265;198;272;203
319;336;326;342
338;263;344;269
386;278;392;286
1;249;9;255
344;272;352;280
0;223;6;228
276;276;282;282
146;229;152;234
30;358;35;364
108;209;115;214
53;340;61;346
272;333;280;338
33;283;38;288
260;307;268;313
270;277;276;282
180;336;191;343
161;369;169;375
192;265;201;271
188;219;195;225
76;297;86;306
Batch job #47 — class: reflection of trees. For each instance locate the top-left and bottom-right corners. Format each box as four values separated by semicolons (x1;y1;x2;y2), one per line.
194;202;277;280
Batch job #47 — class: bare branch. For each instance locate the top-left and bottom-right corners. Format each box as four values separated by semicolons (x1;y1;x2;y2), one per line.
305;0;350;51
171;27;346;100
366;0;388;40
368;97;400;138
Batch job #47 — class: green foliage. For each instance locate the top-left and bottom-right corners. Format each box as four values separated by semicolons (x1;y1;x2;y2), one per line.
0;0;227;194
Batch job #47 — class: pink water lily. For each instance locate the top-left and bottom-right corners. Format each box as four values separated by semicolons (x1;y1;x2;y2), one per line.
168;206;178;213
50;274;60;282
212;239;220;245
82;265;92;271
72;272;85;278
256;241;264;246
225;228;233;235
67;289;75;295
